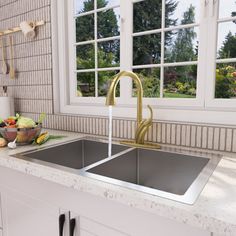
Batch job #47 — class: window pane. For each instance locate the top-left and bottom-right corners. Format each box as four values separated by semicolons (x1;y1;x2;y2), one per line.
77;72;95;97
97;0;119;9
133;0;162;33
165;0;200;27
219;0;236;19
76;44;95;70
98;40;120;68
132;68;160;98
165;27;199;63
164;65;197;98
133;33;161;65
217;21;236;59
76;14;94;42
75;0;94;14
215;63;236;99
98;70;120;97
97;8;120;39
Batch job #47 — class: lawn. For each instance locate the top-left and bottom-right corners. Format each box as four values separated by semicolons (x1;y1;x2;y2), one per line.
164;92;195;98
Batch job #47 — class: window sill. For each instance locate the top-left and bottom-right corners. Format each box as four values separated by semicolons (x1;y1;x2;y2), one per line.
58;103;236;126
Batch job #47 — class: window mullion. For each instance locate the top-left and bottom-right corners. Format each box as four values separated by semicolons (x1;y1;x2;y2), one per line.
204;0;219;107
191;0;210;107
67;0;77;104
160;0;165;98
119;0;133;103
94;1;98;98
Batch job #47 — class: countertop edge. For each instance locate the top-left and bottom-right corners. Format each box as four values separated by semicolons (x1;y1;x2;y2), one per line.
0;130;235;236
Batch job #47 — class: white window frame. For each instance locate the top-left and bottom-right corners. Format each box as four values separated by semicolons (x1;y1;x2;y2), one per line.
51;0;236;126
205;0;236;109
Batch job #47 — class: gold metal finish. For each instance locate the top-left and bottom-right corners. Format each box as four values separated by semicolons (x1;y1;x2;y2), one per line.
106;71;161;149
106;71;143;125
120;140;161;150
0;20;45;37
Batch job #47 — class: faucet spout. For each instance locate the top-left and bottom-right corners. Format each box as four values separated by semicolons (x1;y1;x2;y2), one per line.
106;71;160;149
106;71;143;126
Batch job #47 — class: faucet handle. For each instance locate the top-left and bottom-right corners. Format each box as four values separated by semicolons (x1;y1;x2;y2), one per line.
135;105;153;144
146;105;153;120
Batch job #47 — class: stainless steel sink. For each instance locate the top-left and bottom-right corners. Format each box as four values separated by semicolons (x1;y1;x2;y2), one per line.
12;137;221;204
82;147;221;204
12;139;129;170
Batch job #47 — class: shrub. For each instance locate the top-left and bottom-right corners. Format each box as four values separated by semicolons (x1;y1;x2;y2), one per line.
215;65;236;98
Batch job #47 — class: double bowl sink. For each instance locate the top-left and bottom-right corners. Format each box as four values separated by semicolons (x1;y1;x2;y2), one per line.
12;138;222;204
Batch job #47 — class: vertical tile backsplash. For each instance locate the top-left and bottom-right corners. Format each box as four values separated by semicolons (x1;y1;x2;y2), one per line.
0;0;235;153
41;114;236;152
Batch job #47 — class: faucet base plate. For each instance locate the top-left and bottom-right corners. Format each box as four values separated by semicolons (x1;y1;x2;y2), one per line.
120;140;161;150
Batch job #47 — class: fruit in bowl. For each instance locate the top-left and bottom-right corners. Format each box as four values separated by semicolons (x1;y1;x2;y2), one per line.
0;113;45;145
0;138;7;147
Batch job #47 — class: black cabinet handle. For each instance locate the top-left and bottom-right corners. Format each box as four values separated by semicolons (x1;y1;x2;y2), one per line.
70;218;76;236
59;214;65;236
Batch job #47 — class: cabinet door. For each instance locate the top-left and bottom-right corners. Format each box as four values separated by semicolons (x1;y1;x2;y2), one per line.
1;188;60;236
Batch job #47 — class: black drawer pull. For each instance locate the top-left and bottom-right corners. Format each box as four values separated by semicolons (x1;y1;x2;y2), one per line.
59;214;65;236
70;218;76;236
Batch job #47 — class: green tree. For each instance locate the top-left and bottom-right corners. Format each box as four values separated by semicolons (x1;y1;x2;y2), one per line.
133;0;178;66
218;32;236;59
132;0;178;98
219;2;236;58
215;77;234;98
215;65;236;98
134;68;160;98
77;46;120;97
77;0;179;97
214;4;236;99
170;5;197;62
76;0;119;57
163;5;197;97
76;0;120;96
76;0;94;42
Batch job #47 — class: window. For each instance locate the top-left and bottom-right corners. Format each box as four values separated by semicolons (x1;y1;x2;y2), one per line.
53;0;236;124
132;0;200;100
75;0;121;98
205;0;236;109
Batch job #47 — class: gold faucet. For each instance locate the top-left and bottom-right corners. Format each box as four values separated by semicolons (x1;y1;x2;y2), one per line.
106;71;161;149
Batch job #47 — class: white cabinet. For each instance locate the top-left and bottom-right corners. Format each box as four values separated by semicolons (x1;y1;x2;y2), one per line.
0;166;212;236
70;214;128;236
1;188;59;236
79;216;128;236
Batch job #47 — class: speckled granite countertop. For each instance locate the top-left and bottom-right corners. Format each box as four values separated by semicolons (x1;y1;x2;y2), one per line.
0;129;235;236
